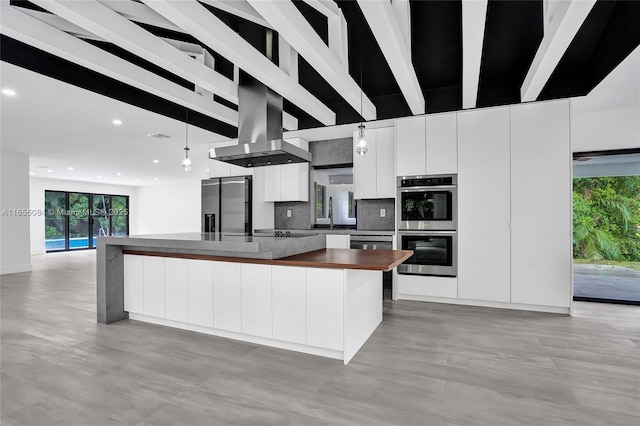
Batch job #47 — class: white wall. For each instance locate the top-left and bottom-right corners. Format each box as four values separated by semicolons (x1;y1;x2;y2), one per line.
571;47;640;153
29;177;137;255
1;151;32;274
571;105;640;152
133;181;201;235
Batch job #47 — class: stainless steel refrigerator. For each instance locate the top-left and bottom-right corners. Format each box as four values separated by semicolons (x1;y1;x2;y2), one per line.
202;177;252;234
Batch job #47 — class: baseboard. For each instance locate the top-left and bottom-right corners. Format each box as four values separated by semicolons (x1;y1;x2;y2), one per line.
1;263;33;275
396;293;570;315
128;313;344;361
574;296;640;306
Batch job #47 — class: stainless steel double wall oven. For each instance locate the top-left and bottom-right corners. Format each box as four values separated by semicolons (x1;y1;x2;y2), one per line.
397;174;458;276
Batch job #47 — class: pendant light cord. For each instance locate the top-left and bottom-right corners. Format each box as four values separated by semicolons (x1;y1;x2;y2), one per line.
185;109;189;150
359;49;363;121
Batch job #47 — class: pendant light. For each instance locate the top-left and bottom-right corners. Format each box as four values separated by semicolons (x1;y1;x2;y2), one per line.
355;51;368;156
181;110;192;172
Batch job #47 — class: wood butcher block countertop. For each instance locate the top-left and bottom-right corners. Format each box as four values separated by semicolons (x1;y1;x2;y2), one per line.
273;249;413;271
123;248;413;271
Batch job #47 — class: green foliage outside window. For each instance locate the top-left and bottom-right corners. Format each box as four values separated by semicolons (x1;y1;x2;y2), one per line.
573;176;640;262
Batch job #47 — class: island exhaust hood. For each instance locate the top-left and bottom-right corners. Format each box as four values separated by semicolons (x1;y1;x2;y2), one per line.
209;32;311;168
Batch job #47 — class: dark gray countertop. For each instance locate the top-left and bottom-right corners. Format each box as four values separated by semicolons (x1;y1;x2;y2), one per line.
98;232;326;259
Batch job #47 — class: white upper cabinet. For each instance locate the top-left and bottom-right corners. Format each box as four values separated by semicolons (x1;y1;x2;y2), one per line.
426;113;457;175
510;100;571;308
263;138;309;202
353;128;377;199
396;113;457;177
375;127;396;198
353;127;396;199
396;116;426;176
457;107;511;303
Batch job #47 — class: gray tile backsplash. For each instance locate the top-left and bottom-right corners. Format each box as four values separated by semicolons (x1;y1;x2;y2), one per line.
356;198;395;231
274;202;312;229
310;138;353;167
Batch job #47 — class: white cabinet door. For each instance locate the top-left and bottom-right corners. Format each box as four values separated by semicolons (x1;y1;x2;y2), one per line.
213;261;242;332
280;163;309;202
187;259;214;327
396;274;457;299
426;113;457;175
510;100;571;308
326;234;350;249
396;116;426;176
457;107;511;303
376;127;396;198
264;165;281;202
306;268;344;351
142;256;165;318
164;258;188;323
353;128;377;199
241;264;272;338
123;255;143;314
272;266;306;344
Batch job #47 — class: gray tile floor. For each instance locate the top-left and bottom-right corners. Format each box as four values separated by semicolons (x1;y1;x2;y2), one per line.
574;264;640;302
2;250;639;425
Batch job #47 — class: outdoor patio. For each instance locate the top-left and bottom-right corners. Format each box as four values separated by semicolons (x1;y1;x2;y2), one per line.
574;263;640;303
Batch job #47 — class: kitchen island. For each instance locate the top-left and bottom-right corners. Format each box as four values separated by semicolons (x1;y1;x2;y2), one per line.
97;233;411;364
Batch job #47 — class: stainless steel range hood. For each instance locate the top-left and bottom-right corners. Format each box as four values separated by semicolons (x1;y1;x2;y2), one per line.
209;32;311;167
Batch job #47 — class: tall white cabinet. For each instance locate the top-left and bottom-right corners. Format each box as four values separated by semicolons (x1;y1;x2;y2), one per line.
510;101;571;308
457;107;511;303
396;100;572;313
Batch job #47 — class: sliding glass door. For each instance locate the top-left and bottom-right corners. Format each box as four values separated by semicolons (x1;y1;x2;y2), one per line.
69;193;90;250
45;191;129;253
44;191;67;251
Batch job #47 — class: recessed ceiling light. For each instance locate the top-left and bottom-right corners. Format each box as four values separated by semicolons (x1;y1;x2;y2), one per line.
135;179;140;183
47;169;53;173
98;175;102;178
29;172;35;176
2;88;16;97
154;178;159;181
112;119;123;125
67;167;74;171
116;172;121;176
153;159;159;164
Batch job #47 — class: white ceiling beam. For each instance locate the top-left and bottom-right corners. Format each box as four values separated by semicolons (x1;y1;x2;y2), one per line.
521;0;597;102
462;0;488;109
199;0;270;28
14;7;206;58
301;0;340;18
1;3;237;127
357;0;425;115
99;0;185;33
15;7;103;41
391;0;411;54
141;0;336;126
247;0;376;120
30;0;239;105
328;9;349;73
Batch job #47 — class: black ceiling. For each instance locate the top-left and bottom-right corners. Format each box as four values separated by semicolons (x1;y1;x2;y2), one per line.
2;0;639;137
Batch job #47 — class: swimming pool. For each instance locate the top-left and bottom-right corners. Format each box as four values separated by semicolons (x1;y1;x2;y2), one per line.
45;237;97;250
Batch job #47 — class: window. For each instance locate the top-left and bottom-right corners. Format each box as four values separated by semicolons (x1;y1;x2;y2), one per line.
44;191;129;252
315;183;326;218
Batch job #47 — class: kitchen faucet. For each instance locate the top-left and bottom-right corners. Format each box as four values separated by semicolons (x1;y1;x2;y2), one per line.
328;196;334;230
